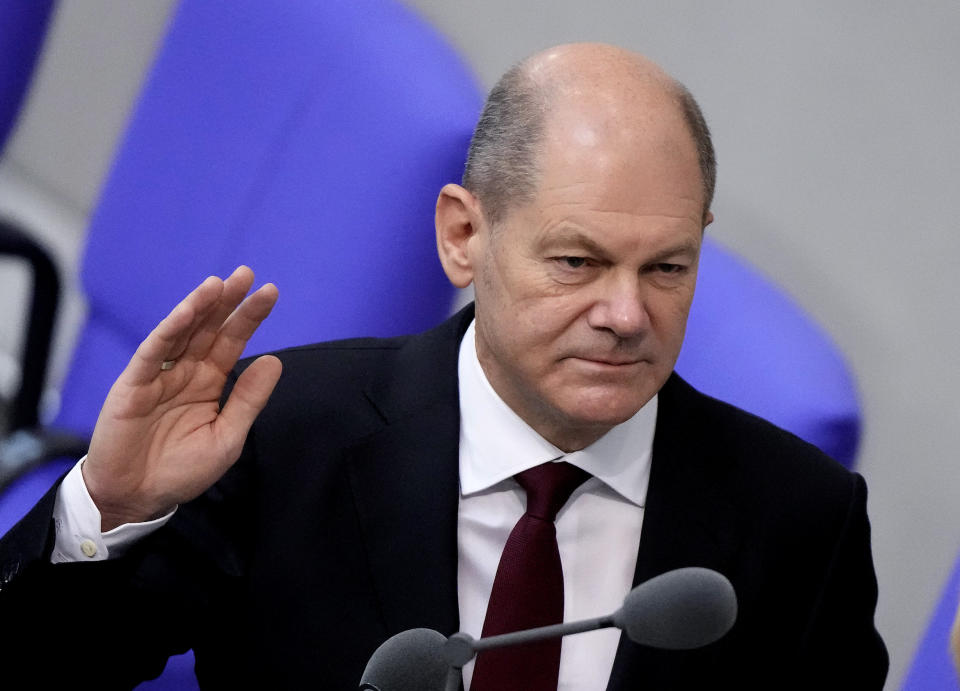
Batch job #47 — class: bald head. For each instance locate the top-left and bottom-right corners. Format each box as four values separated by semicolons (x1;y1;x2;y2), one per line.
462;43;715;225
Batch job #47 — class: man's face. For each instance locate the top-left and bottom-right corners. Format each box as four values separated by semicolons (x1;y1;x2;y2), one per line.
469;109;707;450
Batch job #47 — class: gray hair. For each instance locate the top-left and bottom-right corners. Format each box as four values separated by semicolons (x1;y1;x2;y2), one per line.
462;63;716;225
462;63;546;226
673;82;716;220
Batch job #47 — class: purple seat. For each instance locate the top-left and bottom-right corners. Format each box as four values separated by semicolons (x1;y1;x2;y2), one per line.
56;0;483;439
0;0;55;151
677;240;861;467
901;555;960;690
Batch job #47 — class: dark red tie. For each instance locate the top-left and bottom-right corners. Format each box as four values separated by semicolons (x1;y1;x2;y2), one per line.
470;461;591;691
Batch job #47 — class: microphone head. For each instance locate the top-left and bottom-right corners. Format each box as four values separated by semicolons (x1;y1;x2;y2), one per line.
359;628;449;691
614;567;738;650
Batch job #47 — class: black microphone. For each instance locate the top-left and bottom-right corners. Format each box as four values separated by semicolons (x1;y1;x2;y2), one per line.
359;567;737;690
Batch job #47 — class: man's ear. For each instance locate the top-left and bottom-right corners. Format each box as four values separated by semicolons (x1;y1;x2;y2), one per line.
436;183;484;288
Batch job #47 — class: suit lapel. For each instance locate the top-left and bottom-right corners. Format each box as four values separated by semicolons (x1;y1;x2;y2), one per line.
344;307;474;639
607;374;741;690
344;403;461;636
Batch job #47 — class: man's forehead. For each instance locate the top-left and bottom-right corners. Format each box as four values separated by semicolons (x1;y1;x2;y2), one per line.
543;83;689;147
535;114;703;205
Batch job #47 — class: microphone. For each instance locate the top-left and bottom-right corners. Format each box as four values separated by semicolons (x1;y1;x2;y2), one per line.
359;567;737;690
612;565;738;649
358;628;449;691
445;566;737;667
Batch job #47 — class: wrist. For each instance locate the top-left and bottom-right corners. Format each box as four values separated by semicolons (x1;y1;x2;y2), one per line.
80;460;174;531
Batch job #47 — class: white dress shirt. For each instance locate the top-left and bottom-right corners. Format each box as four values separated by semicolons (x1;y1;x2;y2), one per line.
52;319;657;689
457;320;655;690
51;457;174;563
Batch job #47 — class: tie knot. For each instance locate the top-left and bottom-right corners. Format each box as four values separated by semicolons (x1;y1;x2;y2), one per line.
515;461;591;521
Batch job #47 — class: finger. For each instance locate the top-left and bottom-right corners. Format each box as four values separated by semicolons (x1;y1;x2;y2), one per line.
125;276;225;384
206;282;279;374
182;266;256;361
214;354;283;461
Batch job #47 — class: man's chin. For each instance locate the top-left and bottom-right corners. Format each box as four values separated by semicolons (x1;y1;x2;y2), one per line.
556;391;655;429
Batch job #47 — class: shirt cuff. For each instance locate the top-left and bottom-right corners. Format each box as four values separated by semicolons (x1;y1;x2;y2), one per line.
50;457;177;563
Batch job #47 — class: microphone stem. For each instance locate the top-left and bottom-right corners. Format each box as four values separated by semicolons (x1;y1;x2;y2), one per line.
472;614;616;652
441;613;618;688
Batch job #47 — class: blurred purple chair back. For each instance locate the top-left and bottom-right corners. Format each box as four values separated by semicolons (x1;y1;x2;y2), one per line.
678;241;861;467
901;553;960;690
0;0;55;152
55;0;482;438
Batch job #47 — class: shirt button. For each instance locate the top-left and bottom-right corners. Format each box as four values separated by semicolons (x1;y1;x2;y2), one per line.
79;539;98;558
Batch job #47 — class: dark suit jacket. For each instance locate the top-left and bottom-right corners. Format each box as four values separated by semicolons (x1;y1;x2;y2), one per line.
0;305;887;689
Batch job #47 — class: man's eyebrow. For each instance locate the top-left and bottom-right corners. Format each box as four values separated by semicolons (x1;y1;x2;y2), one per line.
540;228;608;255
542;228;700;262
646;240;701;263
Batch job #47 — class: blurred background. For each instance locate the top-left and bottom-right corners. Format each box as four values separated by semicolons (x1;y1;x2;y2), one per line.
1;1;958;687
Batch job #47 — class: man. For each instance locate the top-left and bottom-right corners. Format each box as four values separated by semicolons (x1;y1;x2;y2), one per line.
0;44;886;689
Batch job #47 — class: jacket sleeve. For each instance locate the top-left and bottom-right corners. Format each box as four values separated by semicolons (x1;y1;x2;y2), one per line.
0;452;252;688
797;472;888;689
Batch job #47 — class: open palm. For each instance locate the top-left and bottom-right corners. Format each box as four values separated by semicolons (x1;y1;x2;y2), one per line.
83;266;282;530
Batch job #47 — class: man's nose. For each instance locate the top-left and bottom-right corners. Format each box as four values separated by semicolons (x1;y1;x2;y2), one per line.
586;274;649;339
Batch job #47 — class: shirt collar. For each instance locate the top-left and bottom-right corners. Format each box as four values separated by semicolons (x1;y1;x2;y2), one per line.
458;319;656;506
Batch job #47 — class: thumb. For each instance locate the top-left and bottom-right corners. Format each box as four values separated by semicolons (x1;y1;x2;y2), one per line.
216;355;283;457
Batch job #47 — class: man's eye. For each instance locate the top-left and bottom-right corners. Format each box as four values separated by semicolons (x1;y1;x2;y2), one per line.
656;263;683;274
561;257;587;268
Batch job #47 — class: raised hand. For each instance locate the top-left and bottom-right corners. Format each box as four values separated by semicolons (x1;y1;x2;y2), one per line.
82;266;283;531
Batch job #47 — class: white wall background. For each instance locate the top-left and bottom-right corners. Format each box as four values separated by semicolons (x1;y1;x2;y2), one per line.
1;1;958;687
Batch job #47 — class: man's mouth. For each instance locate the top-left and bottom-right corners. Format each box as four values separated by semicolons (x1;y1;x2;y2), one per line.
568;355;644;366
